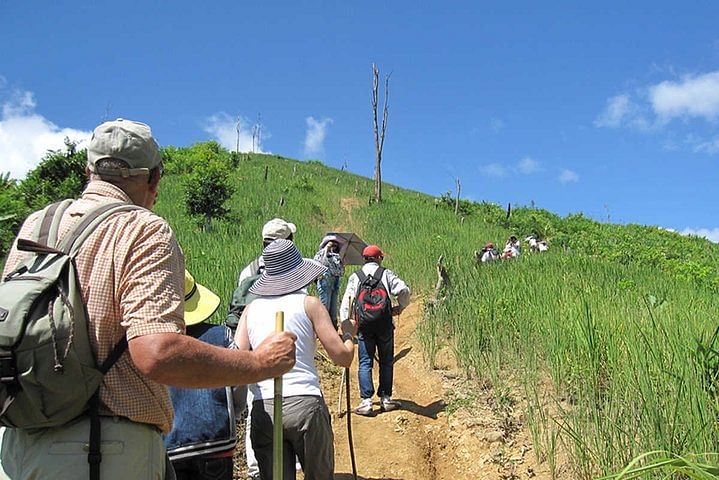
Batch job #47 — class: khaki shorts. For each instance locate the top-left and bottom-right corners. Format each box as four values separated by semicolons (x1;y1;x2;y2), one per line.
0;416;170;480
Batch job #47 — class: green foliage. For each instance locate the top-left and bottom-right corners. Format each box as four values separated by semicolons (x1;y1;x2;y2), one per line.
16;142;87;211
164;141;226;175
183;160;235;229
0;175;29;257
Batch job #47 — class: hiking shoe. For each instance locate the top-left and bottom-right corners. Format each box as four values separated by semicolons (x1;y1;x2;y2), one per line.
380;396;400;412
354;398;373;416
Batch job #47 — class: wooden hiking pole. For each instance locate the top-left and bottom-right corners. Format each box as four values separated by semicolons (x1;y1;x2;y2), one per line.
346;297;358;480
273;311;284;480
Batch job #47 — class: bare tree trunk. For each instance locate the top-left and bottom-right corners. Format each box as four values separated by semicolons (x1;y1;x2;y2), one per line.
454;177;461;215
372;63;390;203
235;115;241;153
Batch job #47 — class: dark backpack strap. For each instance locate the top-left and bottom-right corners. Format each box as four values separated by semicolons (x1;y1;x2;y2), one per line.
88;336;129;480
372;267;386;286
35;202;63;246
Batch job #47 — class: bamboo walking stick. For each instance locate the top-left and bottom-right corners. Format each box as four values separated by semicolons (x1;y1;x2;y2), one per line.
273;311;284;480
346;297;358;480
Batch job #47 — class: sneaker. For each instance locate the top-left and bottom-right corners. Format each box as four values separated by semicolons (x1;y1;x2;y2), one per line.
380;396;400;412
354;398;373;416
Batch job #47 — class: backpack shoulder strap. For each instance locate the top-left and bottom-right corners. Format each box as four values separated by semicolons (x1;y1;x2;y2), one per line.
355;269;368;284
372;267;386;283
32;199;74;246
59;202;145;256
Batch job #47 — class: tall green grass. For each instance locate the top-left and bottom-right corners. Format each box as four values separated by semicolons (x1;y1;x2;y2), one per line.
152;145;719;478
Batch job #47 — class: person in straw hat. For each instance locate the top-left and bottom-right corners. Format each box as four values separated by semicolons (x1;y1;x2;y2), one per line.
165;270;246;480
235;239;356;480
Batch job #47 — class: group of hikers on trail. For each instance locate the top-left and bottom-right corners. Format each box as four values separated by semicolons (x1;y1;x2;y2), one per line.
477;234;549;263
0;118;411;480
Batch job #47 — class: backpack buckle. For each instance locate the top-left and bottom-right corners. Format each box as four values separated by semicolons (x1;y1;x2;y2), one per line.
0;351;17;385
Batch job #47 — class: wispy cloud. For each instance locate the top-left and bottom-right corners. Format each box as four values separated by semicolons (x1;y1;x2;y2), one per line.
516;156;542;174
0;86;91;180
558;169;579;184
303;116;332;158
680;227;719;243
480;162;509;178
203;112;269;153
490;118;505;133
480;156;546;179
693;136;719;154
594;94;632;128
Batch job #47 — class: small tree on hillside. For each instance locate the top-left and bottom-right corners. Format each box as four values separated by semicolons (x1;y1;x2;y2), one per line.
184;161;235;231
371;63;390;203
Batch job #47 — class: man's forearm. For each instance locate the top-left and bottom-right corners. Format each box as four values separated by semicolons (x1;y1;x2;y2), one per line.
129;332;294;388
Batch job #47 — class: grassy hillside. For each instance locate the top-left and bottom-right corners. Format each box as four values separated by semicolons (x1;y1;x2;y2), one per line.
3;142;719;478
156;145;719;478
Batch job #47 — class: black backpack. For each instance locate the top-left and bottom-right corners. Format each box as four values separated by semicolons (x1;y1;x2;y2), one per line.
226;258;262;330
353;267;392;332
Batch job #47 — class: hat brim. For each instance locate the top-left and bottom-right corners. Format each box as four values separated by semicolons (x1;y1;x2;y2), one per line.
249;259;327;297
185;283;221;326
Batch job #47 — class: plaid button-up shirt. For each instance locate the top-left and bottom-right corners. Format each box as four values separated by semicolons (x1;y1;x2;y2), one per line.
3;181;185;433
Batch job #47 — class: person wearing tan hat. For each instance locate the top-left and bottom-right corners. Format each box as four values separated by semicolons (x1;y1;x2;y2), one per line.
236;217;298;286
165;271;244;480
339;244;411;416
235;239;356;480
232;217;298;479
1;119;296;480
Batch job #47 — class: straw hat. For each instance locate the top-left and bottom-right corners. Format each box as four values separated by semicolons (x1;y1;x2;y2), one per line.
249;239;327;296
184;270;221;326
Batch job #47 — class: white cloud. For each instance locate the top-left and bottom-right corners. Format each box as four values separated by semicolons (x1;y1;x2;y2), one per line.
649;71;719;121
516;156;542;174
0;88;91;180
558;169;579;184
203;112;269;153
303;116;332;158
595;94;632;128
680;227;719;243
480;163;509;178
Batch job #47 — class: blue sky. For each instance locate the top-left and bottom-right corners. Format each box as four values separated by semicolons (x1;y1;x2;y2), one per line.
1;1;718;241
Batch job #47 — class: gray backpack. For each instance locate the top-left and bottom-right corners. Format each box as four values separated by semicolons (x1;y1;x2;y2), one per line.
0;199;142;479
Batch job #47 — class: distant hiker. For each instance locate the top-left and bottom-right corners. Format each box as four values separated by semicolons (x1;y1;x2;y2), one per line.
477;242;500;263
339;244;411;416
235;239;356;480
166;270;245;480
0;119;296;480
502;235;521;259
314;235;345;329
230;217;298;480
525;235;549;253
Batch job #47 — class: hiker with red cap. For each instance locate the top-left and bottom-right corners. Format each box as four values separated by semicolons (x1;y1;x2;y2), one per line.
339;244;411;416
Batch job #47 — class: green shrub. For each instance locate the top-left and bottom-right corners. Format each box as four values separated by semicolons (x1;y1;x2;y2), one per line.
183;161;235;230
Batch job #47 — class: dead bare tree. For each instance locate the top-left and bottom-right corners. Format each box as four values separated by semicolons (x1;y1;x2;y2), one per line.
251;114;262;153
235;115;242;153
454;177;461;215
372;63;390;203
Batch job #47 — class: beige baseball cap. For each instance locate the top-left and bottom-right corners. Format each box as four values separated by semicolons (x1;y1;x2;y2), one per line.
262;218;297;241
87;118;162;177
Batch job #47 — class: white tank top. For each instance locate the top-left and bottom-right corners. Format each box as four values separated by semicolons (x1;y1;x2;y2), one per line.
246;292;321;400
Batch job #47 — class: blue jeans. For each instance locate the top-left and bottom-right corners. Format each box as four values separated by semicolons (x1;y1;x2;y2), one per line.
316;274;340;329
357;327;394;399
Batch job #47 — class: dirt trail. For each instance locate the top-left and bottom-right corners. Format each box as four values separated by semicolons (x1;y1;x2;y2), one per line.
315;301;568;480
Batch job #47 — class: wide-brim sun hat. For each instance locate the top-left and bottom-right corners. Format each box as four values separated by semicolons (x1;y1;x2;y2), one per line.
250;239;327;296
184;270;221;326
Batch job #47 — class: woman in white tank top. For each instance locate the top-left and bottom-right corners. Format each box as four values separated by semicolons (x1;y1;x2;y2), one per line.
235;239;355;480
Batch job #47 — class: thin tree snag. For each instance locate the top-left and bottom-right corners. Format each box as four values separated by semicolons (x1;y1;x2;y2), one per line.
372;63;390;203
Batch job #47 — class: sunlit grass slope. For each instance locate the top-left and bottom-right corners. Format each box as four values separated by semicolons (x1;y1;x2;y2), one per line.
157;144;719;478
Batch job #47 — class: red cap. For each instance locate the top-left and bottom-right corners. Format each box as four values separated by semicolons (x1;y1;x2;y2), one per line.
362;245;384;258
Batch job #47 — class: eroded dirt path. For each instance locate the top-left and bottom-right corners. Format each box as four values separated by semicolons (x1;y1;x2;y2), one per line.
314;300;569;480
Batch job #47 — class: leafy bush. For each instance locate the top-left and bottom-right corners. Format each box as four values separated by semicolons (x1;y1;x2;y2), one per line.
183;161;235;230
0;174;29;258
16;142;87;211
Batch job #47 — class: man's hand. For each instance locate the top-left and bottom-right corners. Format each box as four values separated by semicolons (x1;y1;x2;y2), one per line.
252;331;297;379
391;306;402;316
